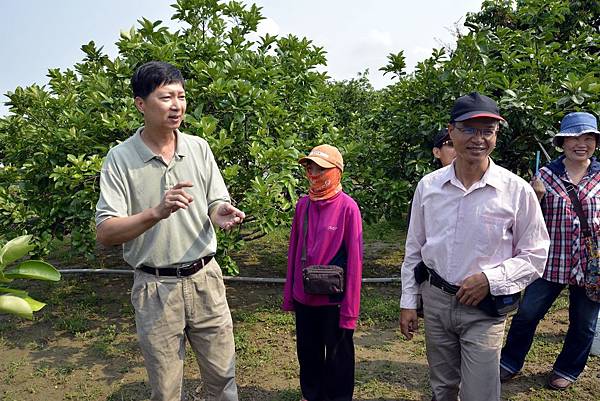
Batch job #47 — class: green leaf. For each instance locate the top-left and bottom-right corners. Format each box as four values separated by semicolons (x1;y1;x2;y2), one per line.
24;296;46;312
0;235;33;268
4;260;61;281
0;272;13;283
0;294;33;319
0;288;48;312
0;287;28;296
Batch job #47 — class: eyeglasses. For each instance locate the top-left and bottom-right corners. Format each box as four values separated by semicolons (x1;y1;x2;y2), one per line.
454;124;498;138
441;140;453;148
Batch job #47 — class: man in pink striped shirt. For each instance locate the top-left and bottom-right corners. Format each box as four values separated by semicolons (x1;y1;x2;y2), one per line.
399;92;550;401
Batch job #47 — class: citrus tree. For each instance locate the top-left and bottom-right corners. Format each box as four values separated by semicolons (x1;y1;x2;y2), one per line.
369;0;600;218
0;0;336;274
0;0;598;270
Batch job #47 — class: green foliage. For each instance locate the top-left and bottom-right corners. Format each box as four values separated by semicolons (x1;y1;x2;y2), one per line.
0;235;61;319
0;0;335;274
360;287;402;327
360;0;600;220
0;0;599;271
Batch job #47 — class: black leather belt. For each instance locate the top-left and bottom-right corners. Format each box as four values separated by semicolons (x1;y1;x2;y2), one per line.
139;255;214;277
427;267;460;295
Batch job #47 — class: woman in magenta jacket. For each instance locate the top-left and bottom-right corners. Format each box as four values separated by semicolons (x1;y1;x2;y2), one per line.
282;144;363;401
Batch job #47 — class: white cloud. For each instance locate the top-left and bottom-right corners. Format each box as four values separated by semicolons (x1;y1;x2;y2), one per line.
410;46;432;57
403;46;434;71
344;29;394;72
366;29;394;49
246;16;280;50
350;29;395;57
324;29;395;85
256;17;280;37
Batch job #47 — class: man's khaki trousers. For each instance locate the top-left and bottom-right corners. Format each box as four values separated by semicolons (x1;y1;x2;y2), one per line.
421;281;506;401
131;259;238;401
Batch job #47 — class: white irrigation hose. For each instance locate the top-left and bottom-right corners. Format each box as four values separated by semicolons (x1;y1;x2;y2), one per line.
57;268;401;283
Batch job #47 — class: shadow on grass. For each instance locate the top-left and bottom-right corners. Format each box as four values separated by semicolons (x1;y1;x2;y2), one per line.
355;359;431;401
107;379;427;401
106;381;303;401
501;371;548;393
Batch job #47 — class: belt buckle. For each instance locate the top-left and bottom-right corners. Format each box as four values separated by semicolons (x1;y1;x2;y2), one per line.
429;274;454;296
176;267;183;278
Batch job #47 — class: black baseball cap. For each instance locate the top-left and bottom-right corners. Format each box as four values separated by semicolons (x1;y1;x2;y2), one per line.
450;92;505;122
433;128;450;148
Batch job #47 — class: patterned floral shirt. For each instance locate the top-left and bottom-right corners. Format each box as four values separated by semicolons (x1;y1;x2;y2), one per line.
538;155;600;285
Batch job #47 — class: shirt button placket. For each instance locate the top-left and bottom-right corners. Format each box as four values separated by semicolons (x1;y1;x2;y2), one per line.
164;168;171;192
449;197;464;275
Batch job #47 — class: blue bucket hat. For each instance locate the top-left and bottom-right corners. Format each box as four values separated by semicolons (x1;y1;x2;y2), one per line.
552;112;600;147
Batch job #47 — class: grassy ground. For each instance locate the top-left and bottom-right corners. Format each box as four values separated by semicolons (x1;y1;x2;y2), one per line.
0;223;598;401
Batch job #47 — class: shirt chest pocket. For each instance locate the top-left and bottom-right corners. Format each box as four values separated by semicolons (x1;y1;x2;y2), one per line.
475;215;510;254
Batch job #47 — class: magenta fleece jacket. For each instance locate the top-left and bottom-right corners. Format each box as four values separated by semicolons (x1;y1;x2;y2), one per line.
282;192;363;329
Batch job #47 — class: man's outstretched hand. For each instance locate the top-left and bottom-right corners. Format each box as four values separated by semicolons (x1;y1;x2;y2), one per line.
212;202;245;230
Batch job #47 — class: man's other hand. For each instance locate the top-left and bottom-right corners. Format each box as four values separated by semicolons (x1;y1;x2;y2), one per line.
457;272;490;306
212;203;245;230
400;308;419;340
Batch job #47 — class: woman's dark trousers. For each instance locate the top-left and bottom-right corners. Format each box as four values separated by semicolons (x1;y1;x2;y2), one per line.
294;301;355;401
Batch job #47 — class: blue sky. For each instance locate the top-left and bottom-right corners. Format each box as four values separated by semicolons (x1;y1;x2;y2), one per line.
0;0;482;116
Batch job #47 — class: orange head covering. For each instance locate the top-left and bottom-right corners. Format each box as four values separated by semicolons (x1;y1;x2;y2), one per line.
299;144;343;201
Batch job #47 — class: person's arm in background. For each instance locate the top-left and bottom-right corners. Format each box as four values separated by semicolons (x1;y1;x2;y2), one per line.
339;200;363;330
531;168;547;202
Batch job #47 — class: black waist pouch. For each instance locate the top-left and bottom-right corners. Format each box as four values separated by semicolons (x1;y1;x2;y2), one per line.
414;261;429;284
477;293;521;317
302;265;345;295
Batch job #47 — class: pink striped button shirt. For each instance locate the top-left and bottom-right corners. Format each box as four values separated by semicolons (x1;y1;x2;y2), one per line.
401;159;550;309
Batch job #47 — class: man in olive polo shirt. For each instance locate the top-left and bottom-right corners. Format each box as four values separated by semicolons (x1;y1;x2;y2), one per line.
96;61;244;401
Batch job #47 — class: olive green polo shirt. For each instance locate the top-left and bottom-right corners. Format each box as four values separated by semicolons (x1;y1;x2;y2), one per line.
95;128;230;267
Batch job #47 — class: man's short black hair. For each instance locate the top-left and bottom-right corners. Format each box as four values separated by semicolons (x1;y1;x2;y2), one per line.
131;61;185;99
432;128;450;149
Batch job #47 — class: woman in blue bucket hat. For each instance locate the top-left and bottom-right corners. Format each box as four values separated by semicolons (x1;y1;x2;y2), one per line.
500;112;600;390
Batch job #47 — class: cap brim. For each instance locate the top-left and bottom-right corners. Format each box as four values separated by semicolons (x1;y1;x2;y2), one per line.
298;156;336;169
454;111;505;122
